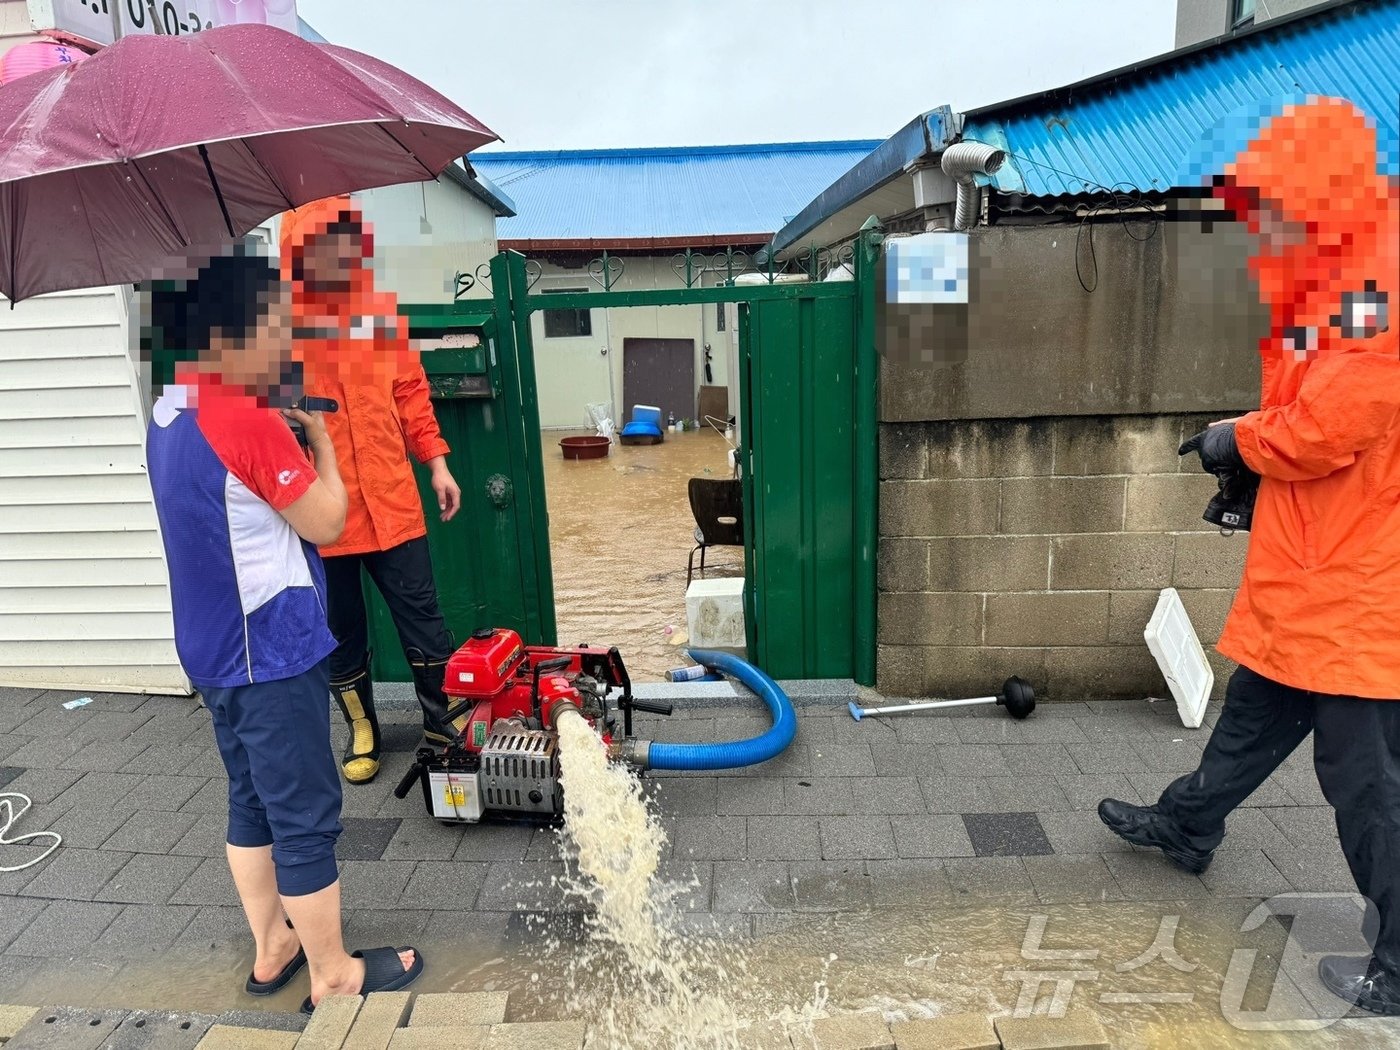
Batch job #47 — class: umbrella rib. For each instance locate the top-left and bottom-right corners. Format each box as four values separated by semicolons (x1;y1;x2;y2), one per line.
376;123;438;180
128;159;190;248
198;145;236;238
72;171;113;290
236;139;296;210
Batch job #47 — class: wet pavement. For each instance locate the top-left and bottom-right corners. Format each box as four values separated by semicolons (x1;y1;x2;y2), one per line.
2;683;1399;1048
543;427;742;683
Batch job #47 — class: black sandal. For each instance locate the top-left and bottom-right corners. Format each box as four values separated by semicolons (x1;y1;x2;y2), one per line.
300;945;425;1014
246;947;307;996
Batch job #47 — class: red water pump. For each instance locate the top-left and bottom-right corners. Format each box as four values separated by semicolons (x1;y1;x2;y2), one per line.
393;627;672;824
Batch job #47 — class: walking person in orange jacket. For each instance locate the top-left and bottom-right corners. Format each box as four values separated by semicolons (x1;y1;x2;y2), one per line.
1098;96;1400;1014
280;196;465;785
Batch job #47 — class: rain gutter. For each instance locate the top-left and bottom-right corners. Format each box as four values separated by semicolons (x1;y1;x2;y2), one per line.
770;106;958;253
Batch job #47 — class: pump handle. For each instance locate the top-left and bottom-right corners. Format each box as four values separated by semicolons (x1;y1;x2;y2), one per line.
393;761;423;800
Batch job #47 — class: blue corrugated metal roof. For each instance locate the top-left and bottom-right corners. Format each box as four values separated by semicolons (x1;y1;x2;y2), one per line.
963;0;1398;196
774;0;1398;250
471;141;882;243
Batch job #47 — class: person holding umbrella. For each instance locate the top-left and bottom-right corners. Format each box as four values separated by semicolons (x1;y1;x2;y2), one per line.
280;196;467;786
144;246;425;1012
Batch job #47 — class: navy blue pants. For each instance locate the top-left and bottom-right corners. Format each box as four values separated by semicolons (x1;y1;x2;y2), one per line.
202;660;343;897
1157;665;1400;974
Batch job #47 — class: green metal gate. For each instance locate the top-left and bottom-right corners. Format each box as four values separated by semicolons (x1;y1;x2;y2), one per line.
368;256;555;683
375;225;881;685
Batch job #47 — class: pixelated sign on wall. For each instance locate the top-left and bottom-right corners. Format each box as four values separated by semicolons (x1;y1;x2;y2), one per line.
879;231;973;368
886;231;970;304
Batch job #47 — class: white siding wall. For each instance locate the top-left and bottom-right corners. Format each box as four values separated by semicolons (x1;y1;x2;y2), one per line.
0;0;36;59
0;287;188;694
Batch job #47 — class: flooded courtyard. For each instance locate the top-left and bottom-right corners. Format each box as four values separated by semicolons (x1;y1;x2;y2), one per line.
543;427;743;683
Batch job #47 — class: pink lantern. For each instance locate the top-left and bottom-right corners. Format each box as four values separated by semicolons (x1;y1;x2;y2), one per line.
0;42;90;87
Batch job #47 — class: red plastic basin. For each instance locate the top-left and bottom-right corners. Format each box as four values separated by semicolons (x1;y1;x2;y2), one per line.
560;436;611;460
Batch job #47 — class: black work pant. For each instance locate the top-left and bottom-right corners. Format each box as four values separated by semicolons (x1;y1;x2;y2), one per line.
323;536;454;680
1156;665;1400;973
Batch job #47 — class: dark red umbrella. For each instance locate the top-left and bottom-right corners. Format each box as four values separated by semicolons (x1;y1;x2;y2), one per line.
0;23;499;303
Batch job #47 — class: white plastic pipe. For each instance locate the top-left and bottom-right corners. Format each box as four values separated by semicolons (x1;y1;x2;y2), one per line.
848;696;997;720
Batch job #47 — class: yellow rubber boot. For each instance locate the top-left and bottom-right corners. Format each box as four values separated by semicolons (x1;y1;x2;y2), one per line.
330;662;381;784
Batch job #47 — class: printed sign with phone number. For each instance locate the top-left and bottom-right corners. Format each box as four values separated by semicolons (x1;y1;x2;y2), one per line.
31;0;300;47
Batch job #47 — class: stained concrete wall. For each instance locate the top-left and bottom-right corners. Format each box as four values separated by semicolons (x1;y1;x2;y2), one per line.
1175;0;1234;45
881;222;1267;423
876;220;1268;700
1175;0;1333;46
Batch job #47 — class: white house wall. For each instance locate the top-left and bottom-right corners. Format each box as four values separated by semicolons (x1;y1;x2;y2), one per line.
0;0;35;58
530;256;738;431
0;287;188;694
355;179;498;306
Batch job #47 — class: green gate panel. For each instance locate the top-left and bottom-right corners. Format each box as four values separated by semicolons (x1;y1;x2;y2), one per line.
364;317;555;683
742;293;858;680
359;241;879;686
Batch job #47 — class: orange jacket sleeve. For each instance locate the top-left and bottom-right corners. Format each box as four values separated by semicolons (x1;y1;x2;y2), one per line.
1235;352;1400;481
393;364;451;464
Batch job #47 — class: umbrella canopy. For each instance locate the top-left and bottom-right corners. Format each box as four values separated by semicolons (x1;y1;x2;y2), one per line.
0;23;499;303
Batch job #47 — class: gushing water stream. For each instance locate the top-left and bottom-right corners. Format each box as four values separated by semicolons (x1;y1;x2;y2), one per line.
550;710;752;1049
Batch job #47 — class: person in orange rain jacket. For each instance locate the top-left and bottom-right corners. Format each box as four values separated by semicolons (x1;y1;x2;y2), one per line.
1098;96;1400;1014
280;196;465;786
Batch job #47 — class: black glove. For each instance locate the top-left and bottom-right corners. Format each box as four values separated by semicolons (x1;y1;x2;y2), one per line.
1179;423;1245;474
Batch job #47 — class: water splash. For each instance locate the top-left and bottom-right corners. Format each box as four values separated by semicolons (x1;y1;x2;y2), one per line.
550;711;756;1049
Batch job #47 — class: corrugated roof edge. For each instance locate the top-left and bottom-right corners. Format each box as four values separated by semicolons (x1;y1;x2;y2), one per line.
472;140;885;164
772;0;1374;251
962;0;1362;119
444;161;517;218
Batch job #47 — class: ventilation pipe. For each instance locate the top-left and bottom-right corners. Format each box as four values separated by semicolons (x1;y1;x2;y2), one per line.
940;142;1007;231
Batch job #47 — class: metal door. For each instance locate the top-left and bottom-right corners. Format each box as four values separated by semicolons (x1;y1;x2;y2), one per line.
622;338;695;422
739;292;859;680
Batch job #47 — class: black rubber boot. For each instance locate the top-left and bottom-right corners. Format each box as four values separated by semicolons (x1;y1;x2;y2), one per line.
1098;798;1215;874
330;659;381;784
1318;956;1400;1016
407;647;468;746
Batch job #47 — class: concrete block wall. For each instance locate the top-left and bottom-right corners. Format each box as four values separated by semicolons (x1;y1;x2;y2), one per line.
877;415;1250;700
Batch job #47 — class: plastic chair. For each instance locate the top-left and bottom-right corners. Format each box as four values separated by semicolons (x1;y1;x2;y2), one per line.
687;477;744;587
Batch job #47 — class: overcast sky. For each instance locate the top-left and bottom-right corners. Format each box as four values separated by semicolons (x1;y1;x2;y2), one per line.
296;0;1180;152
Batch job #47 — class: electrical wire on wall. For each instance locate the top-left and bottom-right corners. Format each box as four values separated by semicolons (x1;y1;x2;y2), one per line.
1000;152;1164;293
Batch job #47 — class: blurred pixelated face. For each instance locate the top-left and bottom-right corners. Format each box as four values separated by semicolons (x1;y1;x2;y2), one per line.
214;284;301;403
1215;182;1309;257
300;230;362;291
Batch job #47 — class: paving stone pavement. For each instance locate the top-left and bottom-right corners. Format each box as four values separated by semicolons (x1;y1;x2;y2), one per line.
0;683;1367;1031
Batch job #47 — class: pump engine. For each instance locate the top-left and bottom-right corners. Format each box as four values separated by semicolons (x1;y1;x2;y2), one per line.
393;627;672;824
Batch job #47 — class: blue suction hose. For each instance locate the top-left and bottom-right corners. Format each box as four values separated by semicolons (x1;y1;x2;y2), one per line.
637;649;797;771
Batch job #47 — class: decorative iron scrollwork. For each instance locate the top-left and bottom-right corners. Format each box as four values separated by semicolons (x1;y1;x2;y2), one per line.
587;252;625;291
453;272;476;301
670;248;708;289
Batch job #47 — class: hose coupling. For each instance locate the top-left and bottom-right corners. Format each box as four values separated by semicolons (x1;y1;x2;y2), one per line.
608;737;652;770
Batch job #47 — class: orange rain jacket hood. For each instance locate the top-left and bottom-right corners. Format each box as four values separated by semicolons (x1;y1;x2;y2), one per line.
1213;97;1400;698
280;196;450;558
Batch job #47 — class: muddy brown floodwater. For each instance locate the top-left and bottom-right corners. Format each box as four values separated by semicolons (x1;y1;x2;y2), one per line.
543;428;742;683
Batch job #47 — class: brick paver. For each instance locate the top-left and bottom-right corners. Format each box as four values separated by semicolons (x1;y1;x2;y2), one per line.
0;687;1373;1043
